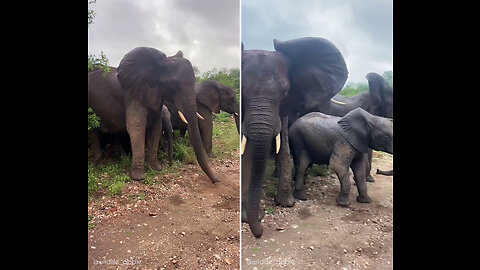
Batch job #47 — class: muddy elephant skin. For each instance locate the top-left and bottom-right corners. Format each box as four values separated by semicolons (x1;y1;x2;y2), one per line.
289;108;393;207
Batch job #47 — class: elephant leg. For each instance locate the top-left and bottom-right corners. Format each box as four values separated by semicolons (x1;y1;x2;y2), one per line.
274;115;295;207
88;129;103;162
126;98;149;181
330;150;354;207
145;110;163;171
198;105;214;157
180;129;186;137
292;151;310;200
351;154;372;203
366;149;375;182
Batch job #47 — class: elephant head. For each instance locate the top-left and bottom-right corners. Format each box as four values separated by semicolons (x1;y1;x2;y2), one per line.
338;108;393;155
195;80;240;133
366;72;393;119
241;37;348;237
117;47;218;183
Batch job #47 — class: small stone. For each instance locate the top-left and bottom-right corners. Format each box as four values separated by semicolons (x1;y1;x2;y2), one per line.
90;246;96;250
309;246;315;250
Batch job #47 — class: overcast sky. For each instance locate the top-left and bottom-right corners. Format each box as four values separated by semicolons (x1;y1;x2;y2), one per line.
88;0;240;75
242;0;393;84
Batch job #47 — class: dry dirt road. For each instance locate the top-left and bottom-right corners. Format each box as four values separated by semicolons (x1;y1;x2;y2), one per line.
88;159;240;270
241;152;393;270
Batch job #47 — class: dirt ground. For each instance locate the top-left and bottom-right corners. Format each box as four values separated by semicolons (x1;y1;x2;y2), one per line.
241;152;393;270
88;158;240;270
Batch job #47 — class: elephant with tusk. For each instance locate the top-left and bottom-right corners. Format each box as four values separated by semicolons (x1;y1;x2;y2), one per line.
88;47;218;183
241;37;348;238
168;80;240;157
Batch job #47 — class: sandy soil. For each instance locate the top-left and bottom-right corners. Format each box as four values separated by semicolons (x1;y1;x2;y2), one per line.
88;159;240;270
241;152;393;270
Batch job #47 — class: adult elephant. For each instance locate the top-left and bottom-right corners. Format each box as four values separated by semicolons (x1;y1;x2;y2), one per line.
241;37;348;237
167;80;240;157
326;72;393;118
317;72;393;182
88;47;218;183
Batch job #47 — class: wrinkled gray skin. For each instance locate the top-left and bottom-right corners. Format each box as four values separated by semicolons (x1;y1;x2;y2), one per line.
242;37;348;238
314;72;393;183
88;47;218;183
159;105;174;165
289;108;393;206
91;105;174;166
167;80;239;157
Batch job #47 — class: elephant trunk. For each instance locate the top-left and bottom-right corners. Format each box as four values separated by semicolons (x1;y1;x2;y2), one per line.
246;137;271;238
181;94;218;183
164;117;174;166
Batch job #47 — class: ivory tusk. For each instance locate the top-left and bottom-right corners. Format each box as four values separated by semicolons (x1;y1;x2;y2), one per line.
196;112;205;120
331;98;347;105
234;112;239;116
241;135;247;155
178;111;188;124
275;133;281;154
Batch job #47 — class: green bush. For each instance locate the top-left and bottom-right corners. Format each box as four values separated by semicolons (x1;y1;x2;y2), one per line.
88;107;100;130
172;132;197;164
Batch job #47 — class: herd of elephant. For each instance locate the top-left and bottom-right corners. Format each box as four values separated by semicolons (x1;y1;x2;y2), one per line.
88;36;393;239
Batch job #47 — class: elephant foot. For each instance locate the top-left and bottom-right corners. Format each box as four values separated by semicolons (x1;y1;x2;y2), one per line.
275;190;295;207
357;195;372;203
366;175;375;182
293;188;307;200
336;195;350;207
129;166;145;181
146;158;163;171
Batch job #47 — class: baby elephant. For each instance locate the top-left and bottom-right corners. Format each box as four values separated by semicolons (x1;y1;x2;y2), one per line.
289;108;393;206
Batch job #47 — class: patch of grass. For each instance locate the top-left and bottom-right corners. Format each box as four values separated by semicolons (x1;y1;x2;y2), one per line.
264;206;275;215
109;181;126;195
88;215;96;230
172;132;197;164
212;113;239;159
88;154;132;200
263;159;278;198
307;164;330;177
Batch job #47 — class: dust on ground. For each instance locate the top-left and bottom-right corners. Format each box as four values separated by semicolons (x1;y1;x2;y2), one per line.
241;152;393;270
88;158;240;270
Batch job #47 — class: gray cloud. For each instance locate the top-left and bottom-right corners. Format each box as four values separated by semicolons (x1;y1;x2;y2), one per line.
241;0;393;84
88;0;240;74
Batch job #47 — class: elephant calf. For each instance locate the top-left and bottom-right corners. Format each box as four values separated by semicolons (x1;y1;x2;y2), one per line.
289;108;393;207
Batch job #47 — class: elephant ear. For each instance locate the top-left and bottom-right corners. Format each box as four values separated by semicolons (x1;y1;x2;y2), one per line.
274;37;348;113
116;47;167;110
195;80;220;113
337;108;372;153
366;72;393;110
